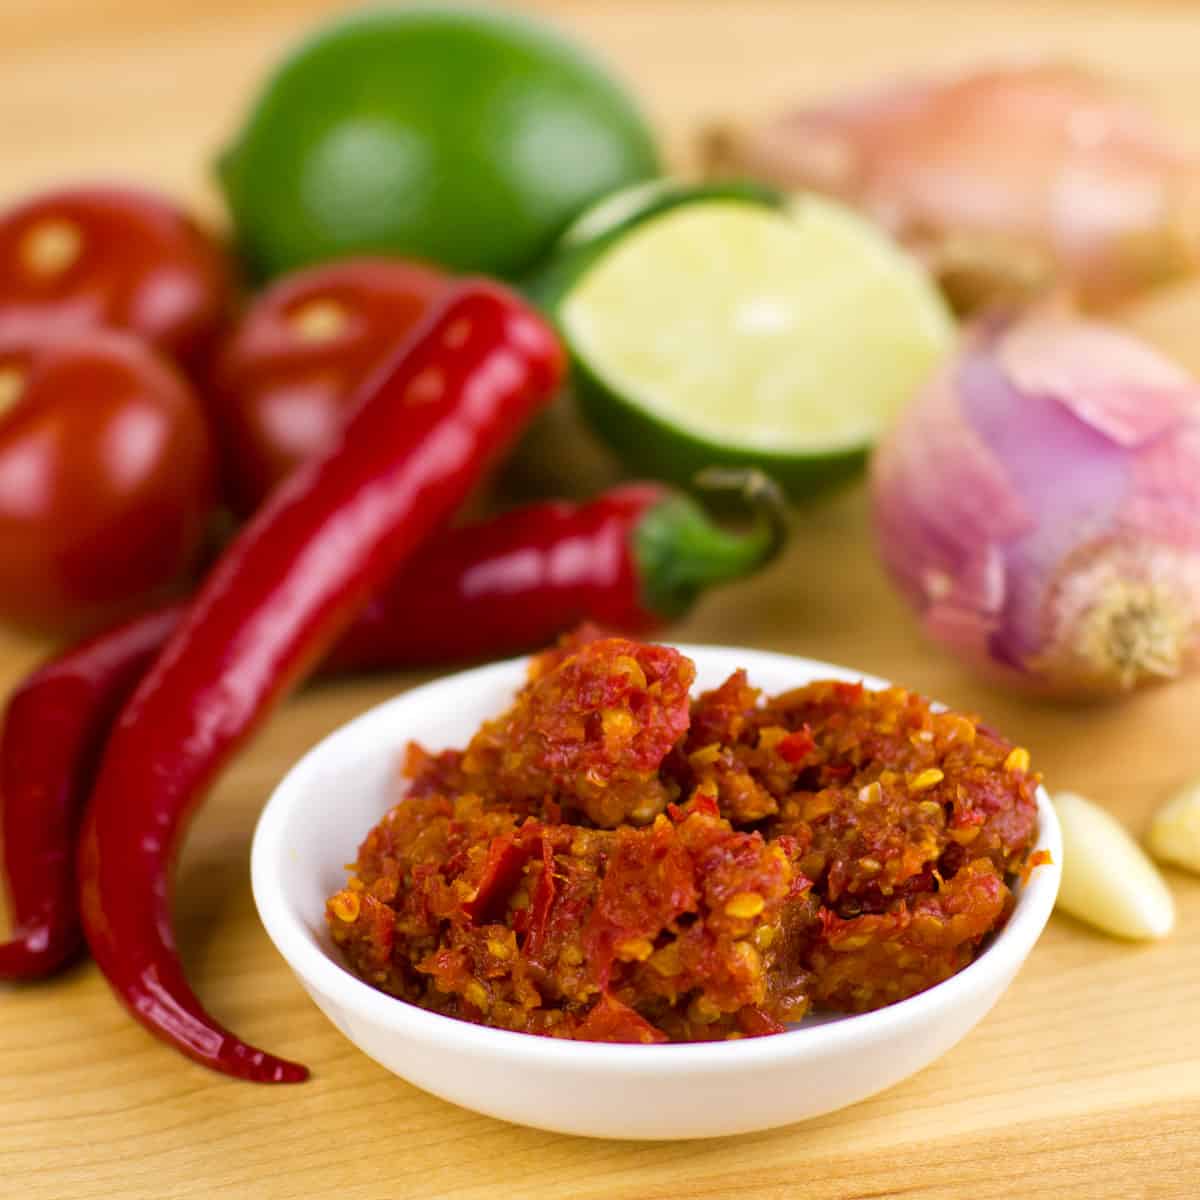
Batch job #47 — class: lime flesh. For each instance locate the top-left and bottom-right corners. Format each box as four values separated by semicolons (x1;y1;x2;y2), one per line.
560;195;954;495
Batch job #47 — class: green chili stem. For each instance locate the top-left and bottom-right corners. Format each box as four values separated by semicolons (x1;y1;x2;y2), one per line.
634;468;790;620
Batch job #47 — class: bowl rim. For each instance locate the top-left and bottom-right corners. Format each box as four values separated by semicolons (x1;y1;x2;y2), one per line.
251;644;1063;1076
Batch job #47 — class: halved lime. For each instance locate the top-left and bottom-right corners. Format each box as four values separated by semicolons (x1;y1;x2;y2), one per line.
552;190;954;498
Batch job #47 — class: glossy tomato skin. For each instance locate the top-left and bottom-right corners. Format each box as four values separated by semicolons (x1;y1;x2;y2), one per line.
209;257;448;513
0;329;216;634
0;185;234;371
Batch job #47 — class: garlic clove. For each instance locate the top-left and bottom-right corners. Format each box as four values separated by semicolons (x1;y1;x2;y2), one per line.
1053;790;1175;939
1147;781;1200;876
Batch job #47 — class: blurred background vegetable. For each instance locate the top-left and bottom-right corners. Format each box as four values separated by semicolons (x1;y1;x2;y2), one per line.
209;257;449;514
704;61;1200;313
0;328;215;634
871;309;1200;699
217;5;660;281
0;185;234;373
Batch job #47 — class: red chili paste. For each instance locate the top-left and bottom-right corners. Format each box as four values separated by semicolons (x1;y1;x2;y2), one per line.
327;633;1041;1042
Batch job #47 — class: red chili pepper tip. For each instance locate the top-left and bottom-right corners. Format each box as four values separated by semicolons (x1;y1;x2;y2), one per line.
0;604;183;981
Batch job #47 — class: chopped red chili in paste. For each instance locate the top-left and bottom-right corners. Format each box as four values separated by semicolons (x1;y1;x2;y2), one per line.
327;633;1042;1043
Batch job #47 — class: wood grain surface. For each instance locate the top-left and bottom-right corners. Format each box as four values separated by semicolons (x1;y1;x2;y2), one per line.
2;2;1199;1197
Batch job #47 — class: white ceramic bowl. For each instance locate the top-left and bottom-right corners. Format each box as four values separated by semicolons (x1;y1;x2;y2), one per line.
252;645;1061;1140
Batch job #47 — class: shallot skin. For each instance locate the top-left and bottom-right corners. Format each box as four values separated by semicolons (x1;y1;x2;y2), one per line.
871;311;1200;699
705;62;1200;311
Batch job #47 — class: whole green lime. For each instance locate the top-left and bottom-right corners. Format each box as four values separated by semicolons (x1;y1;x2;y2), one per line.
217;5;661;279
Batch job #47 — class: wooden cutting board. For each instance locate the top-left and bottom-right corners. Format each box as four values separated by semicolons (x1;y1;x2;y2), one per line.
1;2;1198;1196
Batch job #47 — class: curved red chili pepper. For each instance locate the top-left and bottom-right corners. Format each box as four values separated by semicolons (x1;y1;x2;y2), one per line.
0;604;183;979
76;281;564;1082
330;467;789;669
2;472;784;983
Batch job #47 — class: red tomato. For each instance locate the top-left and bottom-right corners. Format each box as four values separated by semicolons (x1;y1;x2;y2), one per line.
0;185;234;371
0;328;216;634
209;257;449;513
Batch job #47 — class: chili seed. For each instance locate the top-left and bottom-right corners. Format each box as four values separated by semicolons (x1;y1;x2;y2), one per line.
909;768;944;792
1004;747;1031;773
949;825;981;845
601;707;637;740
615;937;654;962
858;781;882;806
614;655;647;689
724;892;765;919
329;891;360;923
649;942;682;976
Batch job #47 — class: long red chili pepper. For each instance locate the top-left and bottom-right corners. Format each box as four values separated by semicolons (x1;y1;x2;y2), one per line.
0;605;183;979
76;281;564;1082
1;472;783;983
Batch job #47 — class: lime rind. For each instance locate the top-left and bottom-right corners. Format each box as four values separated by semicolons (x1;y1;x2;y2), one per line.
523;179;781;312
557;177;783;250
573;352;871;501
